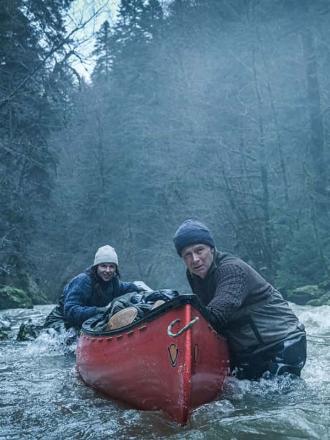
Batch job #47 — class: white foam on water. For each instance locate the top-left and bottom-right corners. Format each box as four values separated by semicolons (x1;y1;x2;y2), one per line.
25;328;77;355
222;372;308;404
294;304;330;336
190;399;235;426
1;303;329;439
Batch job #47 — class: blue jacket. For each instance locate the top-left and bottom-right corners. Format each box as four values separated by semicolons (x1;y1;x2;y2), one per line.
64;268;138;329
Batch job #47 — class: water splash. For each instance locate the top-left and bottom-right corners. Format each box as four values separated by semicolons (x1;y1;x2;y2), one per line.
1;304;329;439
26;328;77;355
294;304;330;336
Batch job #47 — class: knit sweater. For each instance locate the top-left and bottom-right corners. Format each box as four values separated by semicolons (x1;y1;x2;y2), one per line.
187;251;302;354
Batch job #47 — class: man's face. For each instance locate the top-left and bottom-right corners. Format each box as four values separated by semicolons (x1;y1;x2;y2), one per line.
97;263;117;282
181;244;214;279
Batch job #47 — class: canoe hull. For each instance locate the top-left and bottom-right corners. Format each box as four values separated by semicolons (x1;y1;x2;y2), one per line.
76;303;229;424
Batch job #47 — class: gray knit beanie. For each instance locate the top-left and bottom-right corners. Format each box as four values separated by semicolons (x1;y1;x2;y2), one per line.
93;245;118;266
173;219;215;256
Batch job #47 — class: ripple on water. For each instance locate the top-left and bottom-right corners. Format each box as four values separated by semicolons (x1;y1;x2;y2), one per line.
1;305;330;439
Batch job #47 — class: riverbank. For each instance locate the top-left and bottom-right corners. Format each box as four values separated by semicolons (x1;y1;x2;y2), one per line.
1;279;330;312
0;281;49;310
284;281;330;306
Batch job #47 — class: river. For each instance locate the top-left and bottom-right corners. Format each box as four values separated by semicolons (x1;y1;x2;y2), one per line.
0;304;329;439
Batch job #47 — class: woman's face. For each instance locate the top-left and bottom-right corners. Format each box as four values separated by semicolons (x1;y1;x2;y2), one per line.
97;263;117;282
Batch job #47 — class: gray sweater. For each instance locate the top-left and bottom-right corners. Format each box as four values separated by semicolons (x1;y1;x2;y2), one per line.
187;251;303;355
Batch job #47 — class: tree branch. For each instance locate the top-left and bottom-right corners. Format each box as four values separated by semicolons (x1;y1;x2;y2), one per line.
0;7;104;107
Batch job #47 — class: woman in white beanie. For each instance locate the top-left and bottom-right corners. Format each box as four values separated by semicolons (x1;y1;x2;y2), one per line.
60;245;150;330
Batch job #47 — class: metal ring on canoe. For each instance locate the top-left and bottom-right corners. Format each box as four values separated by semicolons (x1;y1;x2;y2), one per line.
167;316;199;338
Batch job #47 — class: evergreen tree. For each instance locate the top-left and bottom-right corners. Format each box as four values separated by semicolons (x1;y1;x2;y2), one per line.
92;20;113;82
44;0;330;296
0;0;73;293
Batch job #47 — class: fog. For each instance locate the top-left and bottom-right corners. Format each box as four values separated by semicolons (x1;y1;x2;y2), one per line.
1;0;329;302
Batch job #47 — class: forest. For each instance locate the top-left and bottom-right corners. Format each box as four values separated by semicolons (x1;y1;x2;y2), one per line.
1;0;329;308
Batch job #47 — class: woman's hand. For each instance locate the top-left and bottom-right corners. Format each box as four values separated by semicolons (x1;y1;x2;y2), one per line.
133;280;153;292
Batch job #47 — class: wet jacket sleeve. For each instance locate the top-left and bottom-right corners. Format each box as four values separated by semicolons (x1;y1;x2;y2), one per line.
119;281;139;295
207;263;249;328
64;274;101;328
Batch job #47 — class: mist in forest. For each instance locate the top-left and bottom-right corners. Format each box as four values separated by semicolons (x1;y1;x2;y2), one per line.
1;0;329;302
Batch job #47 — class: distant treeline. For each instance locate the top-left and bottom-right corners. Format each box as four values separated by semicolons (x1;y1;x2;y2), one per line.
1;0;329;301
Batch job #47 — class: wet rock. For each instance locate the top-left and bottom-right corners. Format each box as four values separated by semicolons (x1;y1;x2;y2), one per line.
0;286;33;310
307;292;330;306
16;319;44;341
286;285;319;305
286;284;330;306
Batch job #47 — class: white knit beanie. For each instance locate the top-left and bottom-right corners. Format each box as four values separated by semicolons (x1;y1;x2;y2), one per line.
93;245;118;266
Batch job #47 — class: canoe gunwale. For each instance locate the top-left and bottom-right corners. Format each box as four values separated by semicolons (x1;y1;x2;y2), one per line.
81;293;219;338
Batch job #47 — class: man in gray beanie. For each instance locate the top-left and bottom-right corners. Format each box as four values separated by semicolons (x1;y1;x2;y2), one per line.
173;219;307;380
44;245;151;332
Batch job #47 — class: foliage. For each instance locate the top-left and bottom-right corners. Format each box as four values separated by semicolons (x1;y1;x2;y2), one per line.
0;286;33;310
0;0;74;291
44;0;330;297
276;222;330;290
1;0;330;303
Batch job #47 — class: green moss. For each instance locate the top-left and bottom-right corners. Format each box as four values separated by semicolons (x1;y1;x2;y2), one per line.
286;285;319;305
307;292;330;306
286;284;330;306
0;286;33;310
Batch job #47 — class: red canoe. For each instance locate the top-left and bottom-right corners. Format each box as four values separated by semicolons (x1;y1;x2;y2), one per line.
76;294;230;424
